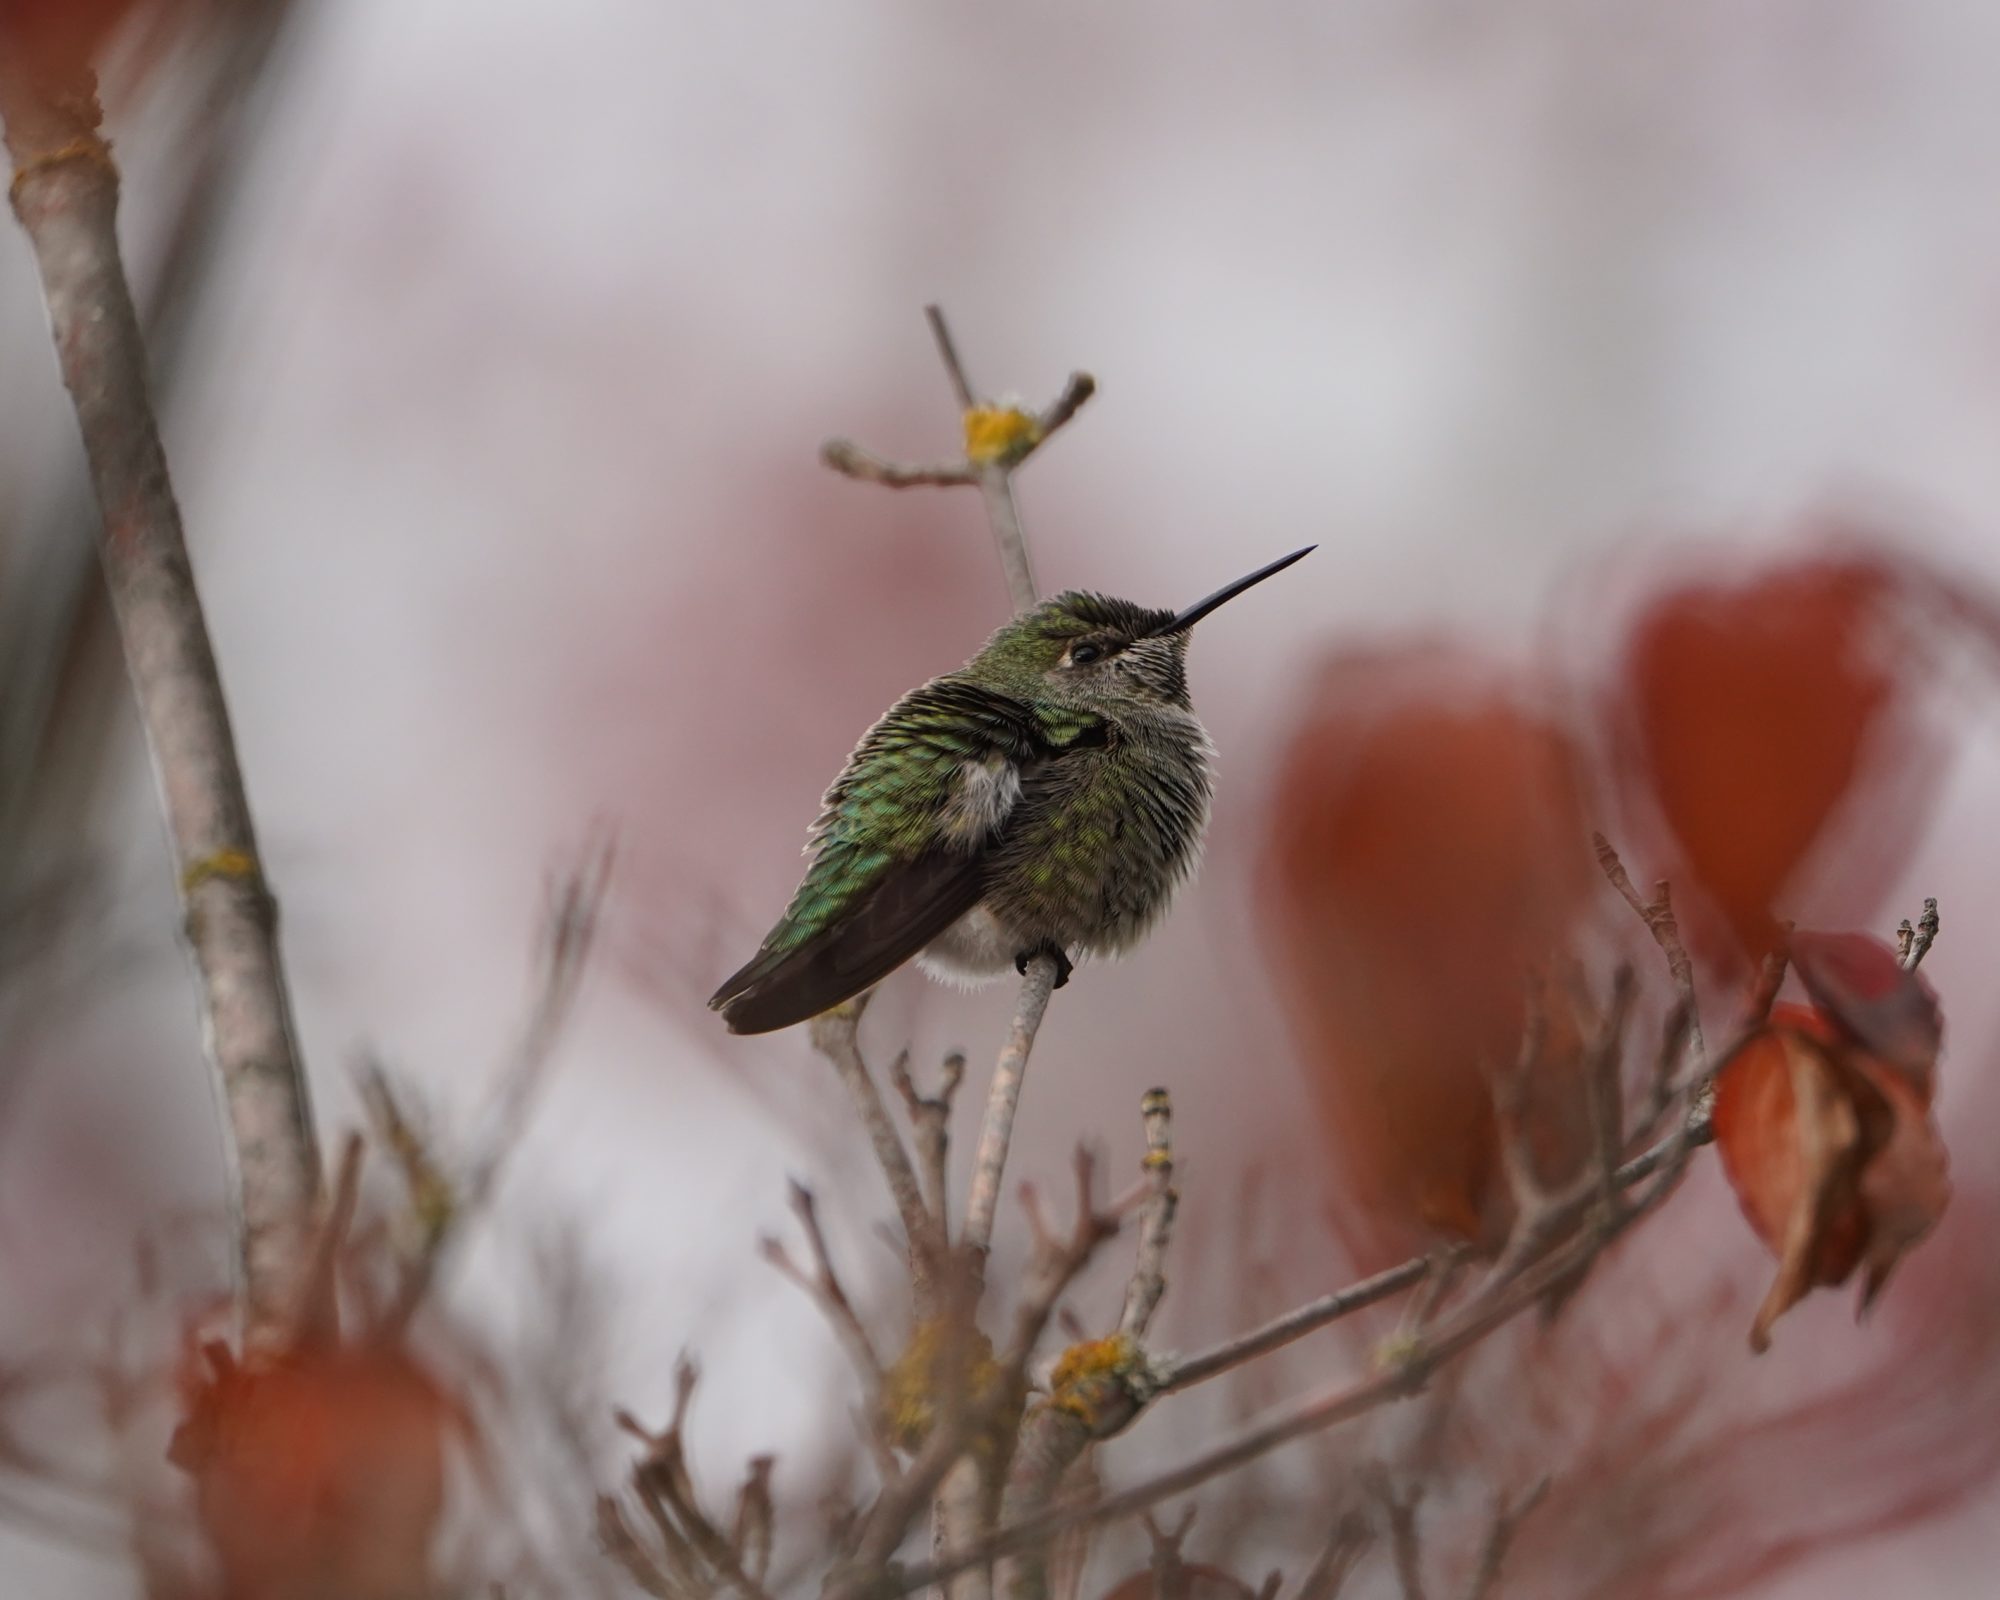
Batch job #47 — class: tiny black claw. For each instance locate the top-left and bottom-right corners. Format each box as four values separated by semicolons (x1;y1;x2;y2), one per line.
1015;943;1073;989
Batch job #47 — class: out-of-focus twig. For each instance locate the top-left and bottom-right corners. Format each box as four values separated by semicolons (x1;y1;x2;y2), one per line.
367;833;615;1333
0;42;320;1346
1592;835;1705;1066
759;1181;898;1485
609;1361;776;1600
1461;1477;1549;1600
1365;1473;1425;1600
1292;1513;1372;1600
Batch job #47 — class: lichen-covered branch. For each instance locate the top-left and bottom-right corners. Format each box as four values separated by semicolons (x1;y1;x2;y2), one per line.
0;43;320;1345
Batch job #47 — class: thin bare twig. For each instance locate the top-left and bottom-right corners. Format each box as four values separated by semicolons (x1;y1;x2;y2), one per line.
1592;835;1705;1065
615;1363;777;1600
818;441;976;488
1366;1474;1425;1600
1462;1477;1549;1600
1293;1513;1372;1600
1584;969;1638;1230
0;43;320;1343
1158;1258;1431;1394
891;1049;966;1240
810;995;936;1290
1899;897;1940;972
365;834;614;1333
962;955;1062;1261
759;1183;899;1486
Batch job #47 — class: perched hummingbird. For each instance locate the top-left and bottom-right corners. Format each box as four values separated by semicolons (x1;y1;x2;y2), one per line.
709;547;1314;1034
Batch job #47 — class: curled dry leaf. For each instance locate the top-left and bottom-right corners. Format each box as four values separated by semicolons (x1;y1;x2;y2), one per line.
1258;645;1593;1266
1617;555;1923;964
1713;986;1949;1352
170;1338;466;1600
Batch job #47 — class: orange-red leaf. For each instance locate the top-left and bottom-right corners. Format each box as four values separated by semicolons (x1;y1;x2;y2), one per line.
1713;1002;1950;1351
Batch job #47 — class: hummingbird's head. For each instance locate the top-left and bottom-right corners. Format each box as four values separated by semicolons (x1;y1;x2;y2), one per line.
975;547;1317;711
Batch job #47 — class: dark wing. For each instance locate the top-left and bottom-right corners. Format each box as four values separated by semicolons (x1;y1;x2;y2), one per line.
709;847;988;1034
710;677;1067;1035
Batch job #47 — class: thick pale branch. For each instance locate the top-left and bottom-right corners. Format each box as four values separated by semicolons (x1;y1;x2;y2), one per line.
0;48;319;1343
1117;1088;1177;1340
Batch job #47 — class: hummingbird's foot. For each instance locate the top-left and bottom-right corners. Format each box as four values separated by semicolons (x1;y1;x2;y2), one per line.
1015;942;1074;989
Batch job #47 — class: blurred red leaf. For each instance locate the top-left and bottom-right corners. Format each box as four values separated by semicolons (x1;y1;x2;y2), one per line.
1619;557;1911;960
171;1339;462;1600
1713;1000;1949;1351
1258;645;1593;1266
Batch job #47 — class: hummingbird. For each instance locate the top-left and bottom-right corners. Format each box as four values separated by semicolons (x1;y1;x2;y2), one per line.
709;547;1314;1034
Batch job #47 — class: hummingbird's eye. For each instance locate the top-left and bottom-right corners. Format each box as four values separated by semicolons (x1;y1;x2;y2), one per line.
1068;641;1104;666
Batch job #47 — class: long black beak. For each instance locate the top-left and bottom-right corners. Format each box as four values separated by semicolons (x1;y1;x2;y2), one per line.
1151;545;1316;636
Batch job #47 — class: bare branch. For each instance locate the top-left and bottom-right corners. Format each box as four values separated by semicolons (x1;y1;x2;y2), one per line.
1584;968;1637;1229
1900;897;1940;972
880;1111;1708;1599
1592;835;1705;1064
810;995;939;1287
759;1182;899;1485
819;440;977;488
368;833;615;1333
1158;1257;1430;1395
1293;1513;1372;1600
0;46;320;1345
1462;1477;1549;1600
1118;1087;1178;1340
926;304;979;411
963;954;1062;1261
1365;1473;1425;1600
614;1364;777;1600
891;1048;965;1235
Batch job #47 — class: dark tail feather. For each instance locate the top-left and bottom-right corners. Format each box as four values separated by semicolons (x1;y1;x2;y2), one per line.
709;850;987;1035
709;938;906;1035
